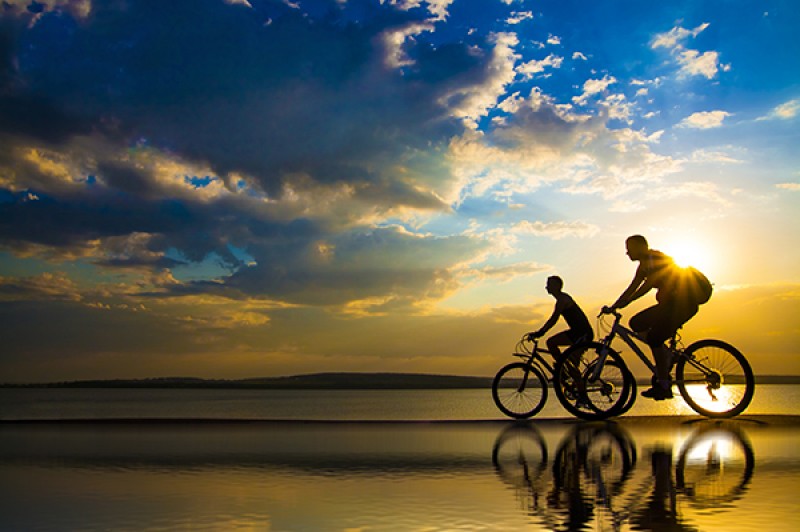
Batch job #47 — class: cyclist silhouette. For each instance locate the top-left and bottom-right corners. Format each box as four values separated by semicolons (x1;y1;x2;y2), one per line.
606;235;702;400
527;276;593;360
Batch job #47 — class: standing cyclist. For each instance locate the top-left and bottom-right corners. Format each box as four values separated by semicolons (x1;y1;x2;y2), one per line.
605;235;704;400
528;276;593;361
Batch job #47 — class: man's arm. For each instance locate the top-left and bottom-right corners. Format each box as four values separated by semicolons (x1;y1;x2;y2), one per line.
532;301;563;337
611;266;651;309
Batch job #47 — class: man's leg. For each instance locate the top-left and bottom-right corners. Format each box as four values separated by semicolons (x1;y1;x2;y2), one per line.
546;330;574;361
633;304;675;399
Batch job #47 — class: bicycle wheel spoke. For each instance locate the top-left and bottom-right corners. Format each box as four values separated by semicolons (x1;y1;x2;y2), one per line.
676;340;754;418
492;363;548;419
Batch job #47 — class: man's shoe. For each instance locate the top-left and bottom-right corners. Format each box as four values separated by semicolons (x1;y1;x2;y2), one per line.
641;385;674;401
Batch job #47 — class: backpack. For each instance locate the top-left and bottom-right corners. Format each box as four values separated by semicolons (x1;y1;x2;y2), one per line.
675;266;713;305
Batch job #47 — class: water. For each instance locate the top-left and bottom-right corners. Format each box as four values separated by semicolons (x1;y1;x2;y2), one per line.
1;384;799;421
1;386;799;530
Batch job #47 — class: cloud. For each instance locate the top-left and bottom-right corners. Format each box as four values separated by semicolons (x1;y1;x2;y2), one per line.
462;261;549;282
572;52;587;61
651;23;727;79
512;220;599;239
573;75;617;105
777;183;800;191
677;110;731;129
0;272;82;302
506;11;533;25
651;23;709;50
758;98;800;121
676;49;724;79
517;54;563;79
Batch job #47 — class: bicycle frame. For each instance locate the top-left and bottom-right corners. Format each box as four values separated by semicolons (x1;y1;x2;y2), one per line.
513;338;557;382
592;311;721;387
594;312;656;376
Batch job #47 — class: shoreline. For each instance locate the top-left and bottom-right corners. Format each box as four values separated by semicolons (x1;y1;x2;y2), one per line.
2;414;799;426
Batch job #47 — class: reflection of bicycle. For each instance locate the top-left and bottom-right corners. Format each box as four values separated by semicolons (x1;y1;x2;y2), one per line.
492;336;558;418
676;423;755;509
554;309;755;420
492;422;637;530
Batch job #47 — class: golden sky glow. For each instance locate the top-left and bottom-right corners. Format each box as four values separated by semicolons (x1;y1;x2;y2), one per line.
0;1;798;382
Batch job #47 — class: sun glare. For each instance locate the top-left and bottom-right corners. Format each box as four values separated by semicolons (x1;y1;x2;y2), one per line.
662;239;715;273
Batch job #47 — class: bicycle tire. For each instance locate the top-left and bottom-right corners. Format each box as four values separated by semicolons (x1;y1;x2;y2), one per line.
492;424;549;489
553;342;633;420
675;339;754;418
676;424;754;507
492;362;548;419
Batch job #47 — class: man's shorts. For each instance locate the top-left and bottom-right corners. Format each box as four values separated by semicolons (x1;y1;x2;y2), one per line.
567;328;594;344
629;298;698;347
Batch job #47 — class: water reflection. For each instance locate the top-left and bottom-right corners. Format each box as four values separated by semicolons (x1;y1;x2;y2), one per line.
0;419;778;531
492;421;755;531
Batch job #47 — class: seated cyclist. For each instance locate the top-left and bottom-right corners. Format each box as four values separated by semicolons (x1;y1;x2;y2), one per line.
527;276;593;360
605;235;701;401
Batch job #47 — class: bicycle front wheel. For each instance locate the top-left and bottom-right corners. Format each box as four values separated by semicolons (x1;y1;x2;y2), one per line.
553;342;633;420
675;339;755;418
492;362;548;419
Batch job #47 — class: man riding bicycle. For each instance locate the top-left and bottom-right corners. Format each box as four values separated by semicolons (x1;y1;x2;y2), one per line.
605;235;704;400
527;276;593;361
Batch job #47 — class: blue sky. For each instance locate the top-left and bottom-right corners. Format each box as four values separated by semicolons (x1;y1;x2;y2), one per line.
0;0;798;381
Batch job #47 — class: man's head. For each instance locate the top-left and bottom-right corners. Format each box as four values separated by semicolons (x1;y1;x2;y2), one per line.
546;275;564;295
625;235;649;261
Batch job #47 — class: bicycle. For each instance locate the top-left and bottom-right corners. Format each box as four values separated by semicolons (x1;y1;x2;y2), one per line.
493;334;630;419
491;335;558;419
553;308;755;419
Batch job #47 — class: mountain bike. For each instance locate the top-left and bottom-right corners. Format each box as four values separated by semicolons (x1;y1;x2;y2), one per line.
492;336;559;418
553;308;755;419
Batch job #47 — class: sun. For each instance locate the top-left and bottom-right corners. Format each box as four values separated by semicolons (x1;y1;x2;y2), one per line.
662;238;715;273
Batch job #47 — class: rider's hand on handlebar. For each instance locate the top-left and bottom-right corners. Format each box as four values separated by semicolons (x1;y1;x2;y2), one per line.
525;331;543;342
600;305;615;316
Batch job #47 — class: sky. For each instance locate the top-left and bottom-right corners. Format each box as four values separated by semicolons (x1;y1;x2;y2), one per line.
0;0;798;382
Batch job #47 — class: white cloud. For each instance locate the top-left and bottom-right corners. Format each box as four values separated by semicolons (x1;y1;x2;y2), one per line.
651;23;709;50
758;99;800;121
512;220;599;239
506;11;533;24
547;34;561;45
777;183;800;191
677;110;731;129
572;75;617;105
439;32;520;124
517;54;563;79
381;22;435;68
572;52;587;61
677;49;722;79
389;0;455;21
690;149;743;164
600;93;633;123
651;23;725;79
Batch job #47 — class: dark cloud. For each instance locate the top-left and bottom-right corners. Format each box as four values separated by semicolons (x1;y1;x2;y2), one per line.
8;0;472;197
0;0;503;309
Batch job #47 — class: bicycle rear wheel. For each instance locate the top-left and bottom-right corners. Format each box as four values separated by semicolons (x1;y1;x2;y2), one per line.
492;362;548;419
675;339;755;418
553;342;633;420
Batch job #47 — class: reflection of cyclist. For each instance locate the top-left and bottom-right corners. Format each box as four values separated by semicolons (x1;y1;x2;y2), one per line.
527;276;593;361
631;447;698;532
607;235;699;400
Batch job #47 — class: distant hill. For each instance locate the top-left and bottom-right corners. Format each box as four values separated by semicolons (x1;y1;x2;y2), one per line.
1;373;495;390
3;372;799;389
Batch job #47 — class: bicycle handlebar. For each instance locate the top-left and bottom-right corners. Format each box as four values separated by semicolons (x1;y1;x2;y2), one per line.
599;306;622;319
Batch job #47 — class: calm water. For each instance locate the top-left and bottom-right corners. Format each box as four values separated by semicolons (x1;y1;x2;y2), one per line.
0;384;799;421
1;387;799;531
1;418;799;531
